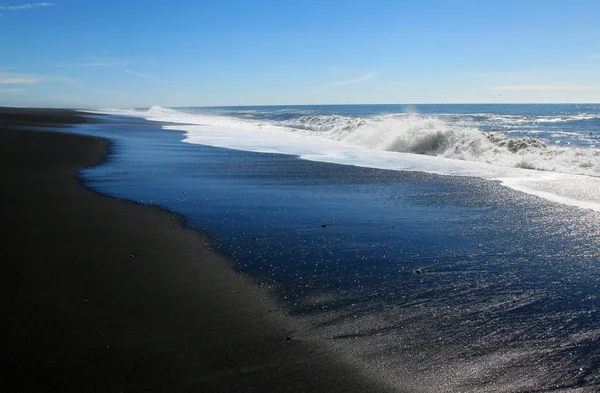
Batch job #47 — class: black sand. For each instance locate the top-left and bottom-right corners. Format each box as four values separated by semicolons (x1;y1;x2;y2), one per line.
0;109;397;392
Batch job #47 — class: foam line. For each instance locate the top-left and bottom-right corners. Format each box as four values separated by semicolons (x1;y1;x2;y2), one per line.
86;106;600;212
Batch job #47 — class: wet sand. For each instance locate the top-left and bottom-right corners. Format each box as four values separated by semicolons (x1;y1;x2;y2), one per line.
0;109;397;392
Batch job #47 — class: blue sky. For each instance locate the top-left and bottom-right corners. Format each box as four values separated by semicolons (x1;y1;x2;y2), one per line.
1;0;599;108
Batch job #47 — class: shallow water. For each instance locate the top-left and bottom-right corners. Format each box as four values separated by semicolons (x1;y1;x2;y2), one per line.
90;104;600;212
69;113;600;392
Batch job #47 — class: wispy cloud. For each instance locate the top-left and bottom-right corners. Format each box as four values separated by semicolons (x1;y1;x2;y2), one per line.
486;85;598;92
0;76;41;84
0;72;79;85
590;54;600;59
55;58;180;86
0;88;26;93
45;75;80;84
312;71;377;92
81;62;123;67
54;61;126;68
119;67;182;87
121;68;163;82
0;2;55;11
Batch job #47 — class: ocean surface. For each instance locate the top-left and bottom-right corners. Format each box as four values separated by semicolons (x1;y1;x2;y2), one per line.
73;104;600;392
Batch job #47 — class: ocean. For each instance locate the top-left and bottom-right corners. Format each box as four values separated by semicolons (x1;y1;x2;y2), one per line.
73;104;600;392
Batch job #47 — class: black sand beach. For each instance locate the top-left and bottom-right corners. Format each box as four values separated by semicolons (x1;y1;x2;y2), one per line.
0;109;395;392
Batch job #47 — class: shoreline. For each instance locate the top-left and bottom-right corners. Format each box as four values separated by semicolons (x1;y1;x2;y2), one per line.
1;109;396;392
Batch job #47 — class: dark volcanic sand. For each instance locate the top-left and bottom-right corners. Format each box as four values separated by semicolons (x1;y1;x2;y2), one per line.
0;109;396;392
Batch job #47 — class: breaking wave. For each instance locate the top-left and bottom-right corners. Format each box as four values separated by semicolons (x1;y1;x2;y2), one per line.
88;106;600;178
276;113;600;178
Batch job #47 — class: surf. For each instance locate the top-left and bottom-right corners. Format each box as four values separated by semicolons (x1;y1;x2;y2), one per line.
86;105;600;212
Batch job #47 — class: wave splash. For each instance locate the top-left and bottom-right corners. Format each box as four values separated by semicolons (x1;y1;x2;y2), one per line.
85;105;600;211
90;105;600;178
276;112;600;178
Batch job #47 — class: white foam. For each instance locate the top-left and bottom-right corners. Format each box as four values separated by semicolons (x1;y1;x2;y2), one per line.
87;106;600;212
535;113;600;123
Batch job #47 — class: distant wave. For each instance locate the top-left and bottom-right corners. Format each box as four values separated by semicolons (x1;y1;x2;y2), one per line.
534;113;600;123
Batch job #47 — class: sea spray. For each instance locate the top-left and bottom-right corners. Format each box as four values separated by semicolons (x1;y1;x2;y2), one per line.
86;104;600;211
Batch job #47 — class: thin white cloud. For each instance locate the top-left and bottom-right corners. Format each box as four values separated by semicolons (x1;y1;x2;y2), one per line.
119;67;182;87
81;62;123;67
0;88;26;93
0;72;79;85
590;54;600;59
54;60;179;86
0;77;40;84
45;75;79;84
54;61;126;68
121;68;163;82
0;3;55;11
486;85;598;92
312;71;377;92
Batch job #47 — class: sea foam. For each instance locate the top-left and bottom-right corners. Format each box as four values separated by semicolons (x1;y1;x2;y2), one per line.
87;106;600;212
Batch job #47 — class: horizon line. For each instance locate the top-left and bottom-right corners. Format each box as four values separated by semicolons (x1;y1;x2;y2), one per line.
1;102;599;110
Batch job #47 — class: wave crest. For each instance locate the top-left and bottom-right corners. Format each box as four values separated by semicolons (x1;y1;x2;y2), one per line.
92;106;600;178
283;113;600;177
